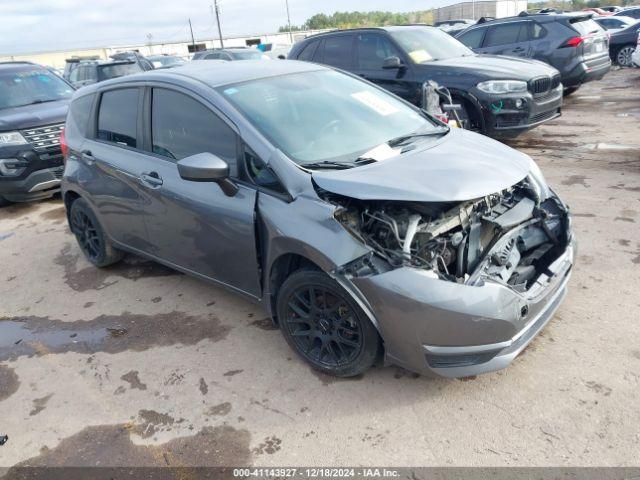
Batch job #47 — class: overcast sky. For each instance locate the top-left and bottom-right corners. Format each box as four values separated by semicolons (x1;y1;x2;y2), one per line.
1;0;454;55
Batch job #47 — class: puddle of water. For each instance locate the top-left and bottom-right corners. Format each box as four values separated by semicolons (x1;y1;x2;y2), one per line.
0;320;108;351
0;312;230;362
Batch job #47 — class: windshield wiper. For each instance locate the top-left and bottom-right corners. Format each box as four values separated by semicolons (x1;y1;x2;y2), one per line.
387;127;449;147
24;99;60;106
301;160;354;170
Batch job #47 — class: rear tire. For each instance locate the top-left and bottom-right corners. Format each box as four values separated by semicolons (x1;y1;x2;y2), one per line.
0;196;12;207
276;270;380;377
69;197;123;268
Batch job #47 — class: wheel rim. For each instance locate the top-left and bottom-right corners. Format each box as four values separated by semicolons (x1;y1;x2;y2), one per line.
618;47;634;67
284;285;363;368
71;210;101;261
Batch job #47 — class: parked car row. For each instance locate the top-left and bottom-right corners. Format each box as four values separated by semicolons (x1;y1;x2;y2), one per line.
0;19;613;206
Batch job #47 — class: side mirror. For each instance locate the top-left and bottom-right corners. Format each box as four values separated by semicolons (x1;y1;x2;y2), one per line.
382;56;404;69
177;152;239;197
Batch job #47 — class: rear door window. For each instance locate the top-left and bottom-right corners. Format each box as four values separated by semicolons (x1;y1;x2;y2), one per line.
484;22;526;47
321;35;354;69
97;88;139;148
458;28;486;48
151;88;238;175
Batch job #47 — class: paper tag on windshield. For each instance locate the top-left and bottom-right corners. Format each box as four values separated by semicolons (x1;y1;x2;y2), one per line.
351;91;398;116
408;49;432;63
360;143;399;162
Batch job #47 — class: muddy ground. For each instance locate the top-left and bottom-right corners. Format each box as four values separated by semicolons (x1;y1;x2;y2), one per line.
0;68;639;468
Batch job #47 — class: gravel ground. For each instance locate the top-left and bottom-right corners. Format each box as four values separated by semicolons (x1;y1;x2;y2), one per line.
0;67;639;469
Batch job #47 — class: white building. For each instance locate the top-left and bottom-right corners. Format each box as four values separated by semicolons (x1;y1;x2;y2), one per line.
434;0;529;22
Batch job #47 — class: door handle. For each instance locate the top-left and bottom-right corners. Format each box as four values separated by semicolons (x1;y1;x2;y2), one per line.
81;150;95;165
140;172;163;188
513;47;525;52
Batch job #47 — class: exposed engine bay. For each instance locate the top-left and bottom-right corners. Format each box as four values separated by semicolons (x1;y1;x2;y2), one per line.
323;178;570;292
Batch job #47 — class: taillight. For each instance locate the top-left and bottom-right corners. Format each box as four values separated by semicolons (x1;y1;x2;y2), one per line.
60;127;68;160
563;36;584;48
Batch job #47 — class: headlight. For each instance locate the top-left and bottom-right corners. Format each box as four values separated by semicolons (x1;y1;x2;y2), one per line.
527;160;551;203
0;131;28;146
477;80;528;94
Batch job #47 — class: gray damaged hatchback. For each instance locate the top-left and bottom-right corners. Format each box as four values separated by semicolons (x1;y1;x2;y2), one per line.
61;61;575;378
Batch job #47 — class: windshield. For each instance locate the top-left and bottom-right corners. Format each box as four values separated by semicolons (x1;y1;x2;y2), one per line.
232;50;265;60
219;70;439;165
0;68;73;110
98;63;143;81
389;27;474;62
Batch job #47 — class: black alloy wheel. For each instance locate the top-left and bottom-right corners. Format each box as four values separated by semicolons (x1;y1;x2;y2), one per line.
68;197;123;267
71;208;102;263
276;270;380;377
284;284;363;367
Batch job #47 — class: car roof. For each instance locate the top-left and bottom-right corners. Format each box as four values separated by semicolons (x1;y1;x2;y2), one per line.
0;61;47;72
466;11;594;27
87;60;325;90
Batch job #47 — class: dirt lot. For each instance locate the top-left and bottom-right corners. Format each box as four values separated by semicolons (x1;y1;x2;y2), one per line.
1;68;639;469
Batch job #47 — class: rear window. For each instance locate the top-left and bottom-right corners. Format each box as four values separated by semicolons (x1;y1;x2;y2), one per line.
97;63;143;81
570;18;605;36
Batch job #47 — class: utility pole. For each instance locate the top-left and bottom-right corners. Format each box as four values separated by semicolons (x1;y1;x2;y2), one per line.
188;18;195;49
285;0;293;43
213;0;224;48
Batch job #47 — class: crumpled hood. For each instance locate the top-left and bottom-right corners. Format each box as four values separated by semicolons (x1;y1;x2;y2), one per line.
312;128;533;202
0;99;69;131
423;54;559;81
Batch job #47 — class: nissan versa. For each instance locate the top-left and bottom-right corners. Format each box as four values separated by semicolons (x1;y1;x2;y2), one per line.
61;61;575;378
288;25;563;138
0;61;74;205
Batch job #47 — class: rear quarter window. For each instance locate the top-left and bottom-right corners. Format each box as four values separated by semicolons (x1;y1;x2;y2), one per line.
458;28;485;48
297;40;320;61
67;94;95;138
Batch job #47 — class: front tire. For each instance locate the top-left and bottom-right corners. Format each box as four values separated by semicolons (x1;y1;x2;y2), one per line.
69;197;123;268
276;270;380;377
563;86;580;97
0;195;12;207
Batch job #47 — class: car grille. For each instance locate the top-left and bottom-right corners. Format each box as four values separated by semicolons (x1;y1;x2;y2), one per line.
529;75;561;96
20;123;65;152
529;109;559;124
51;166;64;180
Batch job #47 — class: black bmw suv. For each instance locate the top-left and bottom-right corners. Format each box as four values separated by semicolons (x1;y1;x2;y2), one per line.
289;25;562;138
0;62;74;205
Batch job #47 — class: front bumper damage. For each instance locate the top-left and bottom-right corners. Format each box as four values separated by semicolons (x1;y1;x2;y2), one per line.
336;213;576;378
